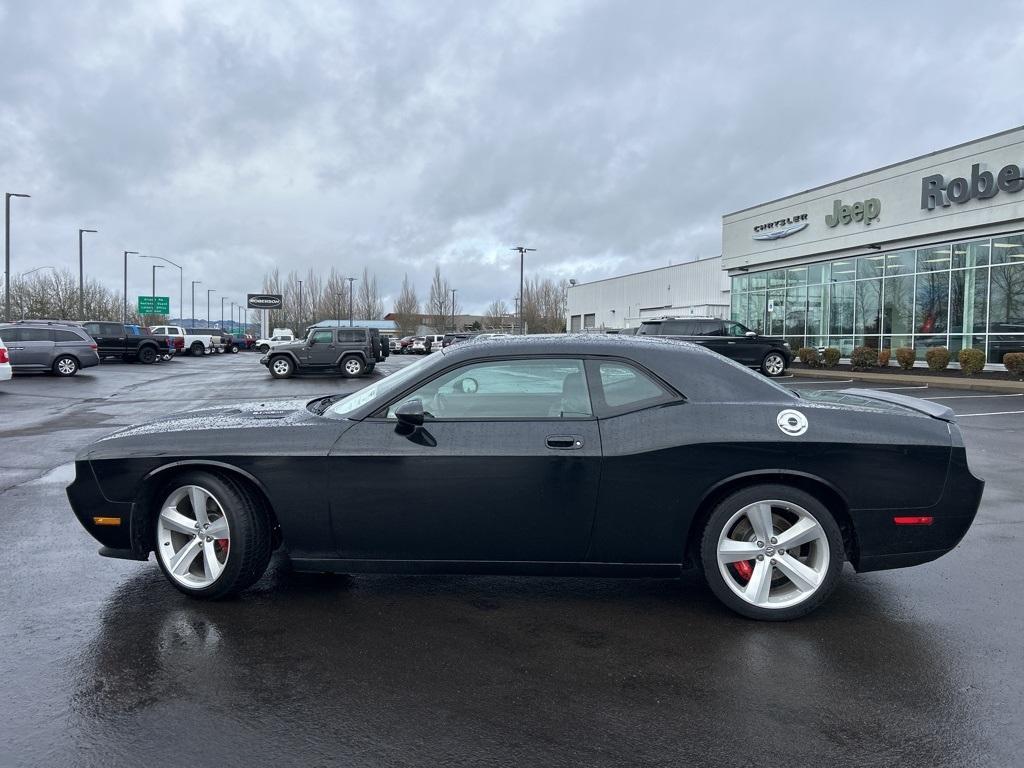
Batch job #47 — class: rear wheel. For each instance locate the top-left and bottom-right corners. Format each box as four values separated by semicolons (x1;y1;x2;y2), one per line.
341;356;365;377
138;345;157;364
761;351;787;377
153;471;271;599
190;341;204;356
230;345;239;354
258;344;270;354
700;484;844;620
52;355;79;377
269;355;294;378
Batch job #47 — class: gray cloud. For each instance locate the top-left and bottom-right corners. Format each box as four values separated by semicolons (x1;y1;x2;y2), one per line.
1;0;1023;314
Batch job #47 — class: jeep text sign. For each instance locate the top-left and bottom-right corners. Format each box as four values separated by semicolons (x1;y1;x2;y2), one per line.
247;293;283;309
921;162;1024;210
825;198;881;228
138;295;170;314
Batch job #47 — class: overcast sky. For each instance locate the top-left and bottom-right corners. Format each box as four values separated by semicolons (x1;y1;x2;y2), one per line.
2;0;1023;315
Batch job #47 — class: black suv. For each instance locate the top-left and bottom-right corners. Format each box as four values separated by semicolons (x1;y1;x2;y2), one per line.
261;326;388;379
0;320;101;376
636;317;791;376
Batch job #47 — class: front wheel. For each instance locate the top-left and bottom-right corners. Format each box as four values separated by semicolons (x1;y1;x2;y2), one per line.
761;351;787;377
52;355;79;377
269;355;294;378
230;345;239;354
190;341;205;356
700;484;844;621
258;344;270;354
138;346;157;364
341;356;365;377
153;471;272;599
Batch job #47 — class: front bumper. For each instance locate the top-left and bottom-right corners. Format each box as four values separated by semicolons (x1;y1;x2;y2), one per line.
66;460;139;555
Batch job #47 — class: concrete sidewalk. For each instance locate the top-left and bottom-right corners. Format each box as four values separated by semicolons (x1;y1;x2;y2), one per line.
789;366;1024;392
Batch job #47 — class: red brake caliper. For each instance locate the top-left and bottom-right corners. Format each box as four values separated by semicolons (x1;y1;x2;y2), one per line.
734;559;754;582
215;539;229;556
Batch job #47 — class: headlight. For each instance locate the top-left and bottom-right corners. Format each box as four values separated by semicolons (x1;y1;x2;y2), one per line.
783;341;791;348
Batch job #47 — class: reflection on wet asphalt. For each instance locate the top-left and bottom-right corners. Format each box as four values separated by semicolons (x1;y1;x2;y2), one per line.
0;356;1021;767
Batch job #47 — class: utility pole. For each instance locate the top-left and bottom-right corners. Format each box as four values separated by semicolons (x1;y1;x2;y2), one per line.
297;279;303;331
206;288;215;324
346;277;356;326
510;246;535;335
151;264;164;301
451;288;457;332
123;250;138;324
231;301;236;331
78;228;97;320
191;280;201;328
5;193;31;321
221;296;227;327
335;292;343;325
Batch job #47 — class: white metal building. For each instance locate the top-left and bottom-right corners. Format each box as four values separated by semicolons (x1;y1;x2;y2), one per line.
565;256;729;331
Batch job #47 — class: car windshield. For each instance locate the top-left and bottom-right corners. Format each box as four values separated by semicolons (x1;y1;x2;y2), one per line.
325;355;435;418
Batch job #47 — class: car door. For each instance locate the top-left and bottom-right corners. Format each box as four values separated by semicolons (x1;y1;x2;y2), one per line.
698;320;743;362
306;329;337;366
14;328;55;368
327;357;602;562
722;320;762;365
91;322;125;356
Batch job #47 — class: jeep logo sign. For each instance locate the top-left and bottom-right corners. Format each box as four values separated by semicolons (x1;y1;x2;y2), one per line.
921;163;1024;210
247;293;283;309
825;198;881;228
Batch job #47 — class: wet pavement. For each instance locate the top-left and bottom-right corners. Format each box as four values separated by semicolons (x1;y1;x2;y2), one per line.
1;356;1022;767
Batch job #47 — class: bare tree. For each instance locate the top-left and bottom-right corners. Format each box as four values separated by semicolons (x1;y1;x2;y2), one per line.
484;299;510;330
392;274;420;334
356;267;384;320
427;266;452;332
520;277;568;333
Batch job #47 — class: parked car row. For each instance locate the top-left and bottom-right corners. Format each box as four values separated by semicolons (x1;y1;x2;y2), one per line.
260;325;389;378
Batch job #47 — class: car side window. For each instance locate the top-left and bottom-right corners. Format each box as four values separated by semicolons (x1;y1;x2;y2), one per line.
724;322;749;337
54;330;83;342
1;328;24;342
311;330;333;344
697;320;724;336
102;323;123;336
635;324;660;336
20;328;52;341
587;359;678;416
83;323;101;336
661;320;697;335
387;359;592;420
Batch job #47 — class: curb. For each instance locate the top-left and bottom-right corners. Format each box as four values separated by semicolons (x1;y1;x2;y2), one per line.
788;367;1024;393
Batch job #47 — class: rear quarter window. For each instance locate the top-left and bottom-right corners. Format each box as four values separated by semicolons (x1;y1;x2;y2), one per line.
54;330;86;342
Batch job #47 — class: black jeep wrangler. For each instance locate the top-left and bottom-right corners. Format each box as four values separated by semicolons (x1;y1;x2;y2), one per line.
260;326;388;379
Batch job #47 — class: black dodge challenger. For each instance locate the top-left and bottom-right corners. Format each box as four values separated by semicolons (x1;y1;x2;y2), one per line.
67;335;983;620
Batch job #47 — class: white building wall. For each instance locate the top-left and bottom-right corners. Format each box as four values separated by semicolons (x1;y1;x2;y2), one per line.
566;256;729;330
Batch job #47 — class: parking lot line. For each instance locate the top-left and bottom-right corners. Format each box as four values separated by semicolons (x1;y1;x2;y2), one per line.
869;385;929;391
958;409;1024;417
927;393;1024;400
790;379;854;385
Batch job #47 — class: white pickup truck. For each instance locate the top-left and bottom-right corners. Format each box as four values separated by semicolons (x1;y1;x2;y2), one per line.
149;325;215;356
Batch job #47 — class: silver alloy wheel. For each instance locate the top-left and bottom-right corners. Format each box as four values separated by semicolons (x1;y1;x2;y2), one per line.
716;499;829;610
56;357;77;375
272;358;291;376
156;484;231;589
763;353;785;376
344;358;362;375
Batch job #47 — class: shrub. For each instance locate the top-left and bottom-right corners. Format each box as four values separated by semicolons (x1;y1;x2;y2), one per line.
877;349;891;367
822;347;841;368
797;347;820;367
1004;352;1024;377
895;347;916;370
850;345;878;369
925;346;950;371
958;348;985;376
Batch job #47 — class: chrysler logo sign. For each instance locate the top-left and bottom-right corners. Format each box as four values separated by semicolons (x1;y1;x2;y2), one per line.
247;293;283;309
753;213;808;241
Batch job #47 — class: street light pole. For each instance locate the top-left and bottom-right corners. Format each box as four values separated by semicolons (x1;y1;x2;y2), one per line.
231;301;236;331
78;228;97;320
189;281;202;328
297;279;303;331
123;250;139;324
346;277;356;326
451;288;457;332
139;255;183;322
151;264;164;300
334;292;343;325
206;288;215;324
510;246;535;334
5;192;31;321
221;296;226;327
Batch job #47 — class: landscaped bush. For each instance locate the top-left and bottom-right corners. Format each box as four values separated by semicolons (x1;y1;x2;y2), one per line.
925;346;950;371
895;347;916;370
822;347;841;368
1005;352;1024;377
958;348;985;376
797;347;820;367
878;349;891;367
850;345;878;369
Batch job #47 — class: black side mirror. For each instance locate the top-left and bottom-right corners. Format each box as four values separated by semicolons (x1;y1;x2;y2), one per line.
395;399;425;427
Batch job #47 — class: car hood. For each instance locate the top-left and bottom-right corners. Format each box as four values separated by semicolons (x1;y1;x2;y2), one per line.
77;398;345;461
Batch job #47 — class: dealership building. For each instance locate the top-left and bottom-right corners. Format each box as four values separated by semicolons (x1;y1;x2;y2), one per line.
723;126;1024;363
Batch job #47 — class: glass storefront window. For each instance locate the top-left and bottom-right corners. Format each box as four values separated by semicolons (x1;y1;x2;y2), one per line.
828;282;854;336
914;335;948;361
767;289;786;335
885;335;912;351
915;270;949;333
731;292;744;326
952;239;992;269
732;275;749;293
806;264;825;285
853;335;881;350
785;286;806;338
991;235;1024;265
857;254;885;279
883;274;914;335
950;268;988;336
916;245;953;273
746;292;766;334
748;271;767;291
830;260;856;282
806;285;824;338
767;270;787;289
989;263;1024;333
786;267;808;286
884;250;914;275
855;279;882;335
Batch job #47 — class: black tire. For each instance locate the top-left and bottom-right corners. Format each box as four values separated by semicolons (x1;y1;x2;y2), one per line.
699;484;844;621
230;345;239;354
258;344;270;354
340;355;365;377
153;470;272;599
52;355;79;377
269;355;294;379
760;351;788;377
190;341;205;356
138;345;158;365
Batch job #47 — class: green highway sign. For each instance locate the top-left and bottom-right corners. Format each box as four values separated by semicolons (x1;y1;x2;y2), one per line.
138;295;170;314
